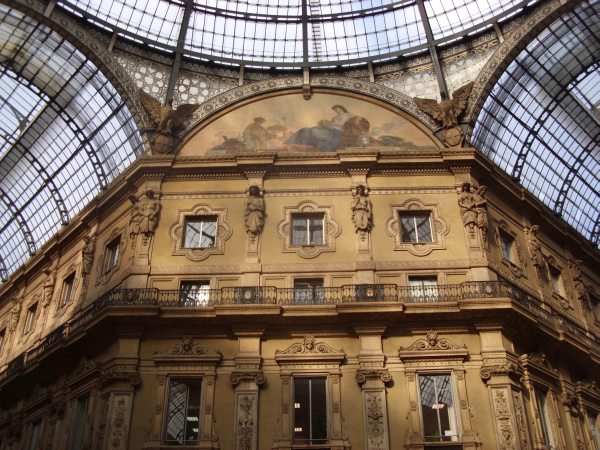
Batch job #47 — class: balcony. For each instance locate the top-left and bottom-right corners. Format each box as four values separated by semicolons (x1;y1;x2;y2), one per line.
0;280;596;384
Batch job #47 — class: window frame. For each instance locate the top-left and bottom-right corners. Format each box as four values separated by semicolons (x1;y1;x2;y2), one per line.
103;235;121;274
68;394;90;450
0;328;5;355
293;278;325;304
408;275;439;302
548;264;566;298
60;272;76;307
292;375;329;444
386;200;449;256
162;377;203;445
416;372;460;443
399;211;434;244
535;388;558;449
23;302;38;335
179;280;211;306
498;229;516;263
290;212;326;247
183;215;218;249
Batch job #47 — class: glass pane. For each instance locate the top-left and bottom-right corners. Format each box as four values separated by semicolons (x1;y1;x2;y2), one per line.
310;377;327;440
28;422;41;450
294;378;310;441
184;217;217;248
180;282;210;306
500;232;513;259
200;219;217;248
309;215;324;245
165;379;202;444
419;374;455;442
292;216;308;246
69;395;89;450
400;215;416;242
415;214;432;243
165;380;188;443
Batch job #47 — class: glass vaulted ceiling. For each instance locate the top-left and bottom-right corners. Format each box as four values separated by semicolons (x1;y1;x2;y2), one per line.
473;0;600;246
0;5;143;281
58;0;534;67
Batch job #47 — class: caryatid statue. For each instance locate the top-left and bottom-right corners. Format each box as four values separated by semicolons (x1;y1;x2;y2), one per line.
81;234;96;276
244;185;266;237
351;184;373;233
129;189;161;240
458;182;488;243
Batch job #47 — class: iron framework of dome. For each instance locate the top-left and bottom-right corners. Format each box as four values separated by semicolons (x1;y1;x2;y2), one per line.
0;0;599;284
58;0;536;67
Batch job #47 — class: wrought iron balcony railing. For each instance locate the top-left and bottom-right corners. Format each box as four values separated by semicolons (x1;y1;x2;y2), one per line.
0;280;594;383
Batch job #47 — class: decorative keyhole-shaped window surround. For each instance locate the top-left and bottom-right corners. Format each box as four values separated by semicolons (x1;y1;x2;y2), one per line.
277;201;341;259
170;204;232;262
386;199;449;257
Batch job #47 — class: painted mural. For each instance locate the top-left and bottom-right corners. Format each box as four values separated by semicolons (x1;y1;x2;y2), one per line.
180;93;437;156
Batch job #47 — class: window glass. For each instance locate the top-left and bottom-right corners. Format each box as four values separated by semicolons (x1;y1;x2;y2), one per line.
409;276;438;302
23;303;38;334
61;272;76;306
291;214;324;246
28;421;42;450
400;213;433;243
548;266;565;297
588;410;600;448
293;377;327;443
164;379;202;444
293;279;324;304
419;374;458;442
536;390;556;448
0;328;5;354
184;216;217;249
499;231;515;262
180;281;211;306
103;236;120;273
69;395;89;450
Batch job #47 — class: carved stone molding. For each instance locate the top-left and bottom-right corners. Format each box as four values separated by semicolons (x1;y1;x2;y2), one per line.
356;369;393;387
169;336;208;355
457;182;488;249
169;203;232;261
399;331;468;362
277;200;341;259
480;363;521;383
230;371;266;388
385;198;449;256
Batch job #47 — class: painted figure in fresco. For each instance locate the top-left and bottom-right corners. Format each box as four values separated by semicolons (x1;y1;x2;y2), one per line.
242;117;269;151
351;185;373;233
244;185;265;236
287;105;355;151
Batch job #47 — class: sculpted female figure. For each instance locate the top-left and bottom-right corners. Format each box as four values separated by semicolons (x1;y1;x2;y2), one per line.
245;186;265;236
351;185;373;233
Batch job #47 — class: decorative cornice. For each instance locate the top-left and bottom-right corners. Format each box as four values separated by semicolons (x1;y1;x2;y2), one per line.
275;336;345;364
399;331;468;362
